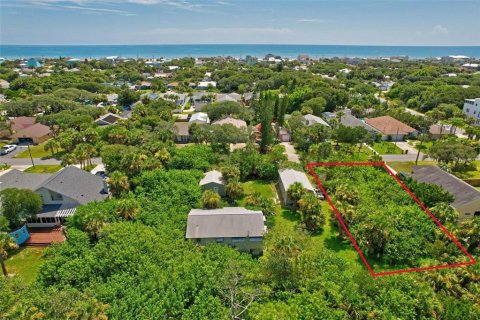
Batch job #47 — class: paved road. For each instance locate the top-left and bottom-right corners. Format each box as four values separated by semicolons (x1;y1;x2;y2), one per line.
0;155;102;168
281;142;300;163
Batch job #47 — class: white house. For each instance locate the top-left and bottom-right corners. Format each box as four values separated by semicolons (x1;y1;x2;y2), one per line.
189;112;210;124
278;169;315;206
463;98;480;125
197;81;217;90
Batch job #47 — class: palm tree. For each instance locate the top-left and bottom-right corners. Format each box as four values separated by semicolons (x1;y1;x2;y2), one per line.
226;180;243;202
0;233;17;276
107;171;130;198
201;190;221;209
84;212;108;241
287;182;306;210
115;197;141;220
44;139;59;158
298;193;324;231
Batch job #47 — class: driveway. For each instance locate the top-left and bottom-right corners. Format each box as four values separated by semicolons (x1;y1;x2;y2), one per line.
396;141;420;155
281;142;300;163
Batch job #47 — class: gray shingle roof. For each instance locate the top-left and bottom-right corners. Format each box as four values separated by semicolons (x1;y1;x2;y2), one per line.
340;113;378;132
0;169;52;191
411;165;480;207
186;207;265;238
200;170;225;186
37;166;108;205
279;169;315;192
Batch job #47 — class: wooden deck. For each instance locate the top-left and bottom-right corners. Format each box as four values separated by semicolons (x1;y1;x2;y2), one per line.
25;228;65;246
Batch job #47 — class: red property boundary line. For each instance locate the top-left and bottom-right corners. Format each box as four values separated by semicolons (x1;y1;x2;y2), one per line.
307;161;476;277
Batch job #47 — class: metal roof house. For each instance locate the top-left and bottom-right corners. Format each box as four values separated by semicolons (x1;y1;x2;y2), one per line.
186;207;266;254
278;169;315;206
0;166;109;227
199;170;225;196
411;165;480;219
189;112;210;124
95;113;125;126
303;114;330;127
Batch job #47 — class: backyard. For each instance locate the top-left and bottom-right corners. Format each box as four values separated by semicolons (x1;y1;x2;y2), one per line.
4;247;46;284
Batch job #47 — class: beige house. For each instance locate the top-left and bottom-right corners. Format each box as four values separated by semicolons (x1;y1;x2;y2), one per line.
200;170;226;197
12;123;52;145
186;207;266;254
411;166;480;220
278;169;315;206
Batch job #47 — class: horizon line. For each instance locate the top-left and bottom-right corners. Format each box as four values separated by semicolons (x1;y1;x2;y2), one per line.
2;43;480;47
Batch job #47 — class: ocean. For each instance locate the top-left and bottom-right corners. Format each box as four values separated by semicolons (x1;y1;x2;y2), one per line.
1;44;480;60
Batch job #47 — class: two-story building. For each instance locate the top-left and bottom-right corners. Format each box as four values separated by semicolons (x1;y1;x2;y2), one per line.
463;98;480;125
0;166;109;227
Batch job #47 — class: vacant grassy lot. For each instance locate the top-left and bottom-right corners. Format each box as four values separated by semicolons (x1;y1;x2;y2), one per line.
5;247;46;284
371;141;403;155
24;164;63;173
386;161;437;174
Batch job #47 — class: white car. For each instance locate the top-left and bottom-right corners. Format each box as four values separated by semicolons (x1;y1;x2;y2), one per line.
0;144;17;155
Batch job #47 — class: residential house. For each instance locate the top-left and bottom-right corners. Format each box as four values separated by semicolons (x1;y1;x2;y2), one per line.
186;207;266;254
136;81;151;90
27;58;43;68
95;113;125;126
199;170;226;196
12;123;52;145
303;114;330;127
429;124;452;139
297;54;310;63
278;169;315;206
189;112;210;124
197;81;217;90
0;166;109;227
338;110;379;133
216;93;242;103
0;79;9;89
212;117;247;129
279;127;291;142
463;98;480;125
105;93;118;105
365;116;417;141
173;122;190;143
411;166;480;220
167;82;179;90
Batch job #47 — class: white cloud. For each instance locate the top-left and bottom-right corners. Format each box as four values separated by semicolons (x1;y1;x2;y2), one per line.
432;24;449;35
144;27;294;36
298;18;333;23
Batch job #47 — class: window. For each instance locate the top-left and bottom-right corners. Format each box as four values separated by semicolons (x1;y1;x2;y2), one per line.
50;191;63;201
232;237;245;243
249;237;263;242
215;238;224;243
213;187;219;193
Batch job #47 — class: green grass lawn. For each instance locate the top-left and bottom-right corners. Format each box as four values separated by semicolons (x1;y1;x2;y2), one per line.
15;141;65;159
24;164;63;173
386;161;437;174
450;161;480;179
5;247;46;284
371;142;403;155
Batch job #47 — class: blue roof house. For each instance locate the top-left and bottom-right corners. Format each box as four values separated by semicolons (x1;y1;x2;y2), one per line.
27;58;43;68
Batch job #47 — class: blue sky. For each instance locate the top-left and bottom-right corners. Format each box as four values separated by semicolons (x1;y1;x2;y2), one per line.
1;0;479;45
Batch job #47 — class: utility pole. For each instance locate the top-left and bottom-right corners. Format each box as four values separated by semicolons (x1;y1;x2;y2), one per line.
27;144;35;168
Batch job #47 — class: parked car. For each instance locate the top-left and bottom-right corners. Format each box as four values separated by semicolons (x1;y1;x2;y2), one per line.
0;144;17;155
